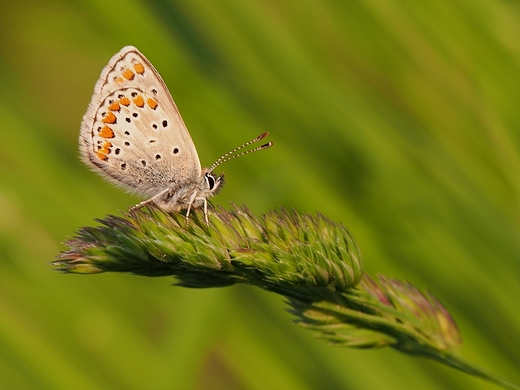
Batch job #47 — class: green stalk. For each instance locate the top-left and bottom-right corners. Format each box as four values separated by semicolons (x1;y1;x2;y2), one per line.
55;205;519;390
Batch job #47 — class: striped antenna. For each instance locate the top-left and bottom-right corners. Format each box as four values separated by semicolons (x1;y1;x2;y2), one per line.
209;132;273;172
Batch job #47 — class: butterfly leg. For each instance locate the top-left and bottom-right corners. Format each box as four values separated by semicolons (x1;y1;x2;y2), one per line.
203;198;209;225
129;188;170;211
185;191;209;225
185;191;198;225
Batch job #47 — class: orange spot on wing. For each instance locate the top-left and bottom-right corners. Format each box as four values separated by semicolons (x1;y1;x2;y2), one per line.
133;94;145;107
122;68;135;80
115;77;124;83
147;98;158;110
133;62;145;74
102;111;117;124
119;97;130;106
108;101;120;111
99;126;115;138
95;140;112;161
99;141;112;154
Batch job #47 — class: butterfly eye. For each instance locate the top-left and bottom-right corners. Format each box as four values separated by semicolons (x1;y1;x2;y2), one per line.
205;173;216;190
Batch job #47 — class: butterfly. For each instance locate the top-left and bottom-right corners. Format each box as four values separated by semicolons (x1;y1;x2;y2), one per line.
79;46;272;222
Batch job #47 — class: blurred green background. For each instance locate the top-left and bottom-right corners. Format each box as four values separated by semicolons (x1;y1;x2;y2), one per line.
1;0;519;389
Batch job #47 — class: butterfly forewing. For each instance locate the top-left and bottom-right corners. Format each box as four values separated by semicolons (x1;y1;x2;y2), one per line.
80;46;202;197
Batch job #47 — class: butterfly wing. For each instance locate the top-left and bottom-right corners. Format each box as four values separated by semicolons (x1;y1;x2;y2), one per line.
80;46;202;198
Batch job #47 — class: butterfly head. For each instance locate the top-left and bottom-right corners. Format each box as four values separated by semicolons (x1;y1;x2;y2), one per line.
203;170;225;197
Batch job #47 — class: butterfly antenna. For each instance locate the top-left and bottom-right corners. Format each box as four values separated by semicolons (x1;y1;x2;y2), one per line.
209;132;273;172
